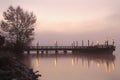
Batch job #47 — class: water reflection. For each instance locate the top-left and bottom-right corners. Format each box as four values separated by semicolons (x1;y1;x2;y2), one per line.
71;58;75;66
35;55;39;67
54;58;57;66
74;54;115;73
23;53;115;73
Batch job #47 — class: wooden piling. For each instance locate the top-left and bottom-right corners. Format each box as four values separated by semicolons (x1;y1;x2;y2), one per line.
88;40;89;46
37;50;39;54
27;50;30;54
64;50;67;54
112;39;115;46
41;50;44;54
55;50;58;54
82;40;84;47
76;41;78;47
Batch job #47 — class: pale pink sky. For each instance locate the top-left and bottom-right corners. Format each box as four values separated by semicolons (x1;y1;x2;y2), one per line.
0;0;120;45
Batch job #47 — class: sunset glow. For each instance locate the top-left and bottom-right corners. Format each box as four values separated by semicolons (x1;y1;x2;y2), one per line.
0;1;119;80
0;0;120;45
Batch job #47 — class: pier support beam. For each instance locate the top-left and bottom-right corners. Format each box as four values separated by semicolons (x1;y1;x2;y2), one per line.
41;50;44;54
82;40;84;47
64;50;67;54
46;50;48;54
72;50;75;53
55;50;58;54
37;50;39;54
88;40;89;47
27;50;30;54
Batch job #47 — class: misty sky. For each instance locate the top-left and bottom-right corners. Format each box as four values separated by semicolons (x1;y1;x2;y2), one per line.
0;0;120;45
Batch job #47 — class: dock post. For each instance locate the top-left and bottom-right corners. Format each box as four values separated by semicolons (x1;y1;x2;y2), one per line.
112;39;115;46
54;41;58;47
36;41;39;54
82;40;84;47
88;40;89;47
72;50;75;53
72;50;74;53
106;40;108;47
64;50;67;54
71;41;73;47
55;50;58;54
41;50;44;54
105;40;107;46
76;41;78;47
37;50;39;54
97;40;99;46
46;50;48;54
27;50;30;54
73;41;75;47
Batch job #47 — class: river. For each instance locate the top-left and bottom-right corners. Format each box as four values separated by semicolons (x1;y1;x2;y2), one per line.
23;46;120;80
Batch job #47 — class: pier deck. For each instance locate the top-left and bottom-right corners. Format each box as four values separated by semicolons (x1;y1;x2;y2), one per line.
24;45;115;54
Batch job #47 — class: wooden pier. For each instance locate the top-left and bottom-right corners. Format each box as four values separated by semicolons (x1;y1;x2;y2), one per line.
24;45;115;54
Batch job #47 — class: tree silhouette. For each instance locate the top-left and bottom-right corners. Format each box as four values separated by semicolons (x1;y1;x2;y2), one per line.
0;6;36;52
0;35;5;46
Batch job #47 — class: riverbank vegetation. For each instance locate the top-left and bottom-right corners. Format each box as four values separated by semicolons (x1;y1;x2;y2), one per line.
0;6;40;80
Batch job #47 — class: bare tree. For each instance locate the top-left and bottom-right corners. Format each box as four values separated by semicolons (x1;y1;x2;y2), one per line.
0;6;36;52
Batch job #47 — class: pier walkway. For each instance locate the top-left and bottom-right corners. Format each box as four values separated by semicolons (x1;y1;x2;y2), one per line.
24;45;115;54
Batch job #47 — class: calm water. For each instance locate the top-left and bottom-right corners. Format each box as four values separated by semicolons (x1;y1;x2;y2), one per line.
23;46;120;80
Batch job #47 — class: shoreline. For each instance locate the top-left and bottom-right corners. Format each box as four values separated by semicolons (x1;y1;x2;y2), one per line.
0;53;41;80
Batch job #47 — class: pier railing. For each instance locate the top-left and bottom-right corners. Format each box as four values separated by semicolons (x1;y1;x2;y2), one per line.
25;45;115;50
